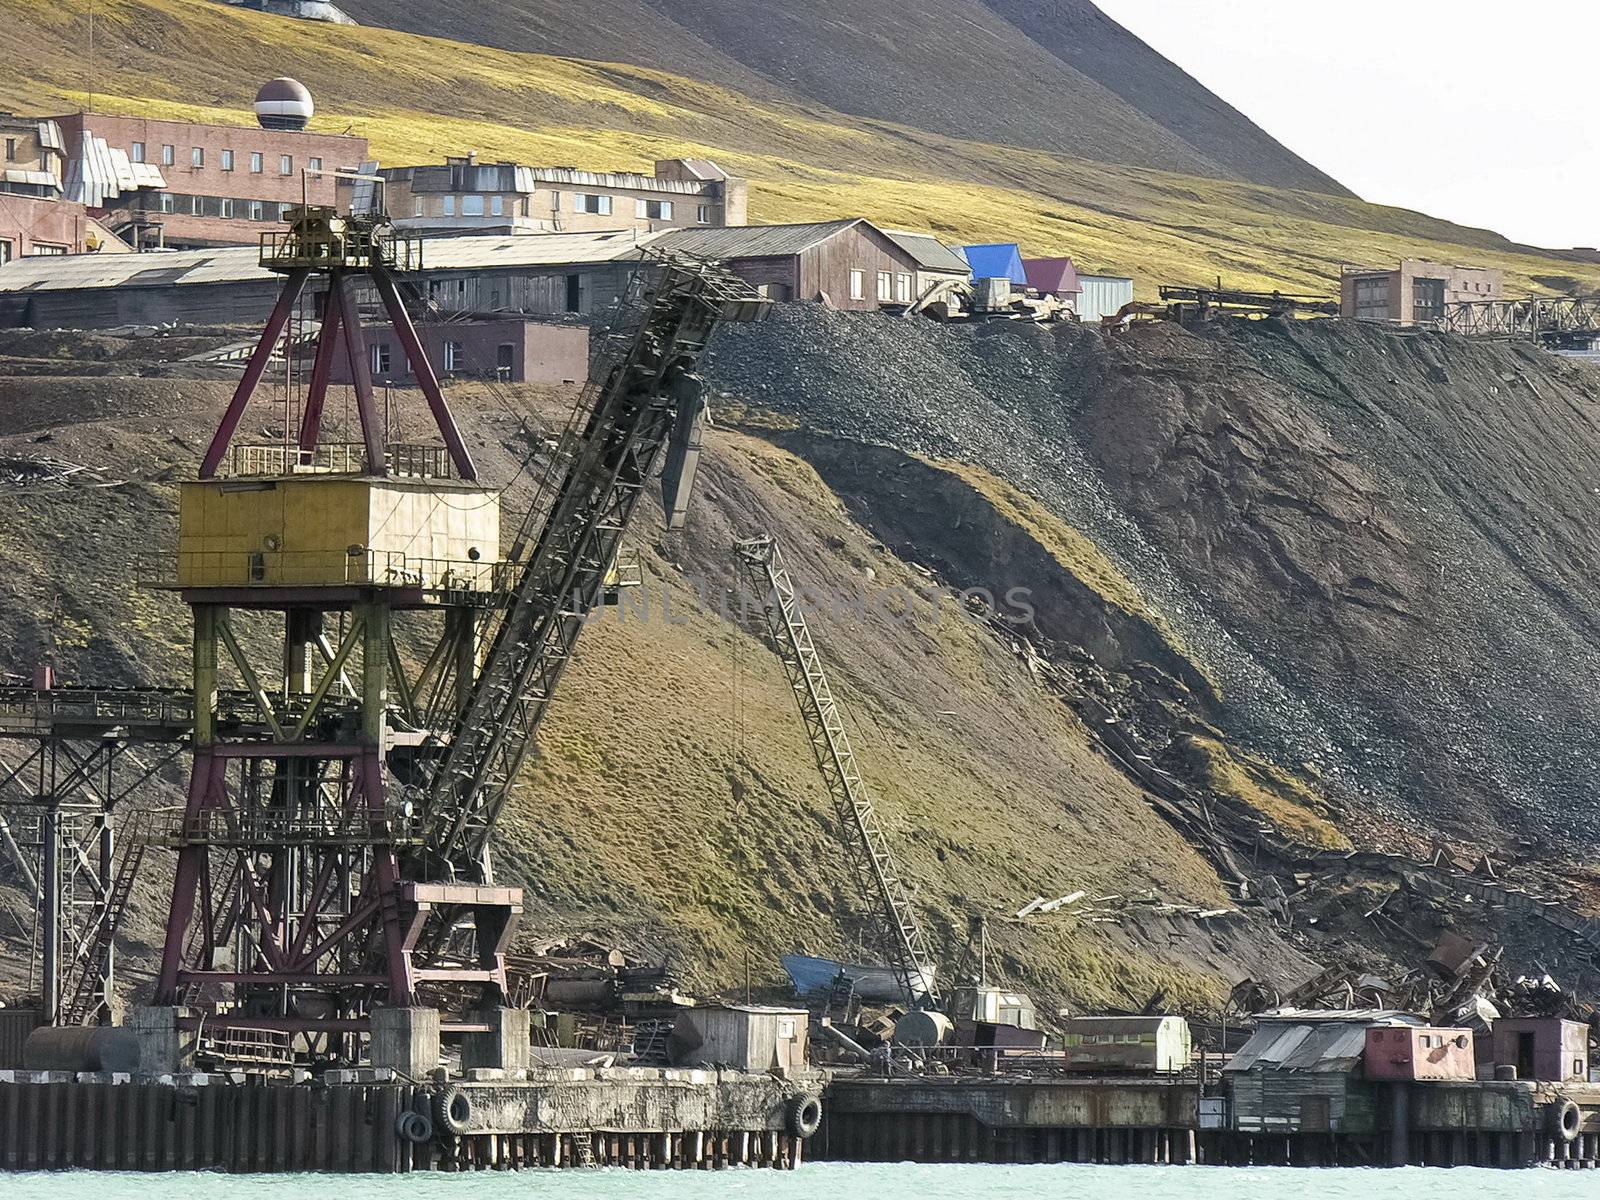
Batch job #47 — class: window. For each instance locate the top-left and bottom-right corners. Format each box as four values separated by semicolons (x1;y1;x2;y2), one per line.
490;195;504;217
280;154;293;175
443;340;464;372
26;242;68;256
442;196;456;216
549;191;561;212
250;152;264;174
577;193;611;215
308;157;322;173
189;195;203;216
249;200;265;221
160;144;176;166
220;149;234;172
370;342;392;377
849;269;865;301
634;198;672;220
159;192;176;214
461;195;485;217
131;142;146;164
0;240;11;266
697;204;711;224
221;198;236;218
190;147;204;167
1412;278;1446;326
414;198;425;217
876;271;892;302
5;138;17;162
895;273;913;303
1353;276;1391;323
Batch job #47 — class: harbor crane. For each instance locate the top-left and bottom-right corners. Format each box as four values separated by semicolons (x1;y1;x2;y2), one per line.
153;198;766;1048
733;535;942;1012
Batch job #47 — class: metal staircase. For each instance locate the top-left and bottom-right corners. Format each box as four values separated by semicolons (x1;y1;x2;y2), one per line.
733;535;941;1008
60;812;150;1025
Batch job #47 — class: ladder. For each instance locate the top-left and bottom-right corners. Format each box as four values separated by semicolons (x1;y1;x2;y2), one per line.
733;536;941;1009
60;812;150;1025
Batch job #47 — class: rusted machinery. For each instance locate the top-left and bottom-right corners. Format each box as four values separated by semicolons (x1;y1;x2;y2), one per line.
147;203;766;1056
733;535;941;1012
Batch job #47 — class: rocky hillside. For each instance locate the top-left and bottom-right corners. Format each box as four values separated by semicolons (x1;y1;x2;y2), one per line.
341;0;1346;193
6;314;1600;1016
704;310;1600;855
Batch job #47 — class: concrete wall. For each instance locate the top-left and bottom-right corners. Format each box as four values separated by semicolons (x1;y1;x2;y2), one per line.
827;1077;1198;1129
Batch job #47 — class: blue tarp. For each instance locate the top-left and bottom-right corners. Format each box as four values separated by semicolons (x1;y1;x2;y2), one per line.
959;243;1027;285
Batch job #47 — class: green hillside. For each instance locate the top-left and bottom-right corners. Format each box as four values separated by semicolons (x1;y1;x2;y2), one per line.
3;0;1597;297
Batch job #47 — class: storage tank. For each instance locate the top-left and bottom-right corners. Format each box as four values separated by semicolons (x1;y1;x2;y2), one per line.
23;1026;142;1073
891;1009;954;1048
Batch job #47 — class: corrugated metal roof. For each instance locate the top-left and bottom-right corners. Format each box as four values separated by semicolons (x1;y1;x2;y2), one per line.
882;229;970;275
36;120;64;153
1226;1012;1419;1074
1;169;60;189
61;131;165;207
0;229;662;293
655;219;865;260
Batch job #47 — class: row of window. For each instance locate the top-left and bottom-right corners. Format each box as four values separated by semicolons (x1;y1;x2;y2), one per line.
369;339;516;377
147;193;296;221
130;142;322;176
433;192;712;223
0;240;67;263
849;269;915;304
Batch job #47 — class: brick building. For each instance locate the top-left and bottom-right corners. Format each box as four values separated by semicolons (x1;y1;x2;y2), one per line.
1;114;131;261
53;100;367;249
1341;259;1505;327
354;155;747;237
330;318;590;387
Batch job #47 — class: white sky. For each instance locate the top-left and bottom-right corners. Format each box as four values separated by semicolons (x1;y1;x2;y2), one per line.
1089;0;1597;250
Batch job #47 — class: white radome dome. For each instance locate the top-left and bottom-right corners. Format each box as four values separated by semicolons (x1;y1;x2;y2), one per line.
254;78;314;131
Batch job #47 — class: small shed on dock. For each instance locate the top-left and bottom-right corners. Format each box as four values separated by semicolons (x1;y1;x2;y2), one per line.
1225;1010;1420;1134
669;1004;809;1072
1059;1015;1191;1073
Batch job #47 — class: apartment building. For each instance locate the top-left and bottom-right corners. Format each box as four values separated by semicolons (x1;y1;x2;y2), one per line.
0;114;131;261
355;154;748;236
1341;260;1505;326
53;94;368;249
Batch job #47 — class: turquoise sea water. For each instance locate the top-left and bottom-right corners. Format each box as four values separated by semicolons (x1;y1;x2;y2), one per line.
2;1164;1595;1199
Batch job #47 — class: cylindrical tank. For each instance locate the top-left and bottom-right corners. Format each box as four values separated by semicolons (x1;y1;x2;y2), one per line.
23;1026;141;1073
891;1009;954;1048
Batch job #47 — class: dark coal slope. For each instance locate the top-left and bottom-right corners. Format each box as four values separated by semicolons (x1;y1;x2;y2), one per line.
703;307;1600;846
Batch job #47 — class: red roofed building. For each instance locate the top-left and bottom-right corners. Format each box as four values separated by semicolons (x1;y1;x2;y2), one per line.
1023;256;1082;298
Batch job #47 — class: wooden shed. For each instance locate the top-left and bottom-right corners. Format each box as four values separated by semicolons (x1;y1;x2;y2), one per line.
1225;1011;1418;1135
1060;1015;1191;1074
669;1004;809;1072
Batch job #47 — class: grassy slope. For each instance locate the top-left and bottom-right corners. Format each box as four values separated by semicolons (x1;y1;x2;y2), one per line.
4;0;1597;297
